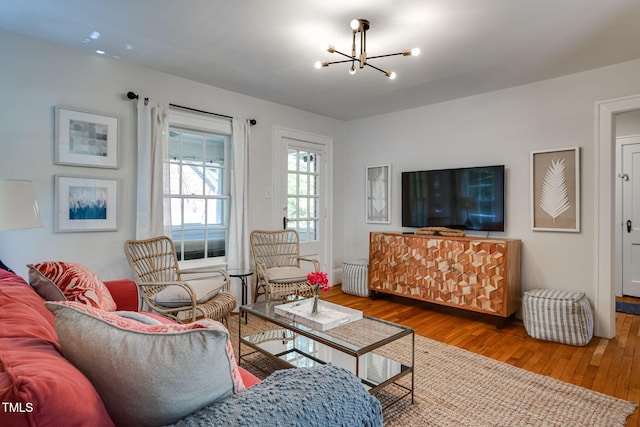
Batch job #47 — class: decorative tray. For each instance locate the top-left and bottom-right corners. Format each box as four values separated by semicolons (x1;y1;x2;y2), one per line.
274;299;363;331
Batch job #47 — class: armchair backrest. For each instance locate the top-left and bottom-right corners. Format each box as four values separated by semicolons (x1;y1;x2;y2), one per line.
250;229;301;269
124;236;181;288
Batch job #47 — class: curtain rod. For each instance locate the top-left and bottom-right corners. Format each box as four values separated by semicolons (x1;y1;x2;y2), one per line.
126;91;256;126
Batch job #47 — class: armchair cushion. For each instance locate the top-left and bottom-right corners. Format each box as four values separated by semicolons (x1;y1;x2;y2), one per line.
46;301;245;427
153;277;225;308
265;266;310;283
28;261;117;311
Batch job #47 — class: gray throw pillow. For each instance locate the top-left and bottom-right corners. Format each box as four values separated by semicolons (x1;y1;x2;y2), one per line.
45;301;245;427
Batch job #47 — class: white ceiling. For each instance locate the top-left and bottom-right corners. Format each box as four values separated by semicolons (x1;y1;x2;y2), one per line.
2;0;640;120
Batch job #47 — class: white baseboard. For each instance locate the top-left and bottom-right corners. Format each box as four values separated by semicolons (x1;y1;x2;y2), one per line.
332;267;343;285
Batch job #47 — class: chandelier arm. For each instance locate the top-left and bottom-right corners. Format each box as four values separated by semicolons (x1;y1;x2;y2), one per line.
326;59;358;65
331;49;356;61
367;52;405;60
364;62;387;74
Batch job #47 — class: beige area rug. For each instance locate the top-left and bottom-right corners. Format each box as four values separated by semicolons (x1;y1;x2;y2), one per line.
227;315;637;426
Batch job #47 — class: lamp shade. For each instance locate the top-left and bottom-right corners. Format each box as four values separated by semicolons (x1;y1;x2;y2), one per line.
0;180;42;231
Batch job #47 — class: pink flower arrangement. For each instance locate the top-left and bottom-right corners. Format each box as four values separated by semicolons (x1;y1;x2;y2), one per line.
307;271;330;293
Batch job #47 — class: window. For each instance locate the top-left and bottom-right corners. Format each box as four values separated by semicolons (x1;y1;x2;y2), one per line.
166;113;231;262
287;148;319;242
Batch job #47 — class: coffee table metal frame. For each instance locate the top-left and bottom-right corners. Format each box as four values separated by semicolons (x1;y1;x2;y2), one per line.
239;300;414;409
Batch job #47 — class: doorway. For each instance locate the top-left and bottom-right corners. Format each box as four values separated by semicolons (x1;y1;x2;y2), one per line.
597;95;640;339
273;127;333;278
617;136;640;298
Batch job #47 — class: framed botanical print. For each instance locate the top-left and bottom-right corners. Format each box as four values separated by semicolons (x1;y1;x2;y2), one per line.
531;147;580;232
366;164;391;224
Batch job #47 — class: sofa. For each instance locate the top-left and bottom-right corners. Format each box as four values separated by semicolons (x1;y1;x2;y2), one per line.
0;268;383;426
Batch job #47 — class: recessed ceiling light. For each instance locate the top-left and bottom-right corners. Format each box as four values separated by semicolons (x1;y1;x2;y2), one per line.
89;31;101;40
125;43;133;50
96;50;106;55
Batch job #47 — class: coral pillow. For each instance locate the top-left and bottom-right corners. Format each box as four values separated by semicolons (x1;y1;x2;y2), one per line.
103;279;140;311
0;338;115;427
0;271;114;427
28;262;117;311
45;301;245;427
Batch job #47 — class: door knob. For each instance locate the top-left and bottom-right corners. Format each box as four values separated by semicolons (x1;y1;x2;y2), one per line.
627;220;632;233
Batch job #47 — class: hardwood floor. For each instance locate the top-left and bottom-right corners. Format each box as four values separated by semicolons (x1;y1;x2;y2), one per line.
322;286;640;426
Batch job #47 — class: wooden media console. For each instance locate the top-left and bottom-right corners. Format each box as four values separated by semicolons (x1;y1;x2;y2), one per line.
368;232;521;319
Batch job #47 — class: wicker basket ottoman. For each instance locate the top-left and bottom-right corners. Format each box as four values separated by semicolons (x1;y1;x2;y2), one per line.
342;259;369;297
522;289;594;346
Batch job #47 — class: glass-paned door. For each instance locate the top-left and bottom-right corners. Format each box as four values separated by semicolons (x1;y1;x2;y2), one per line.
274;128;331;275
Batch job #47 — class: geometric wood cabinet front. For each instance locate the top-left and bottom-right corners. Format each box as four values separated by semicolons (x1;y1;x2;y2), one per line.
368;232;522;318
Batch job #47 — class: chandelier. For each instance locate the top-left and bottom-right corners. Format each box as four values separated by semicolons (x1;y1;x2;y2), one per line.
314;19;420;80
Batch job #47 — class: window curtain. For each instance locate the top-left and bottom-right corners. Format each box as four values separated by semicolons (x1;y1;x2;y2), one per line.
135;98;171;239
227;118;251;297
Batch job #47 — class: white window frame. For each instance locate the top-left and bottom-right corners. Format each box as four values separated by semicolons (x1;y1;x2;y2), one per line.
167;110;232;269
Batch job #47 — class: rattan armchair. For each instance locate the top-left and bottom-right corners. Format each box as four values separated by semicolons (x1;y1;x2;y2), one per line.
124;236;237;324
249;229;320;302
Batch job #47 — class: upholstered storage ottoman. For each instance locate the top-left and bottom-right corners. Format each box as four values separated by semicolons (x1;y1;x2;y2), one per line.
342;259;369;297
522;289;594;346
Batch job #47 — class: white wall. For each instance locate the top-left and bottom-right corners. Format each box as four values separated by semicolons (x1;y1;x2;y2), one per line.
342;58;640;331
617;110;640;137
0;30;346;302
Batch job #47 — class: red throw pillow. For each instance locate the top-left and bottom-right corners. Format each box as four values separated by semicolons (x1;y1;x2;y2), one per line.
103;279;140;311
28;262;117;311
0;338;114;427
0;271;114;426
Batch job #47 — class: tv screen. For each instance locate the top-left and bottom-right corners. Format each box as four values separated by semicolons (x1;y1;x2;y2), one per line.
401;165;505;231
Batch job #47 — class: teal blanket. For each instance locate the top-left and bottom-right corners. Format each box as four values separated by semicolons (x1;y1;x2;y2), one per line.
169;365;383;427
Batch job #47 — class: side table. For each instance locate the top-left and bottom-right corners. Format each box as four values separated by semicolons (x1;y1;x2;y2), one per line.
227;268;253;323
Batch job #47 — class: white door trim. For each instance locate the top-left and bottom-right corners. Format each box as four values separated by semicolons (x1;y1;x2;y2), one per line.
272;126;334;281
596;94;640;338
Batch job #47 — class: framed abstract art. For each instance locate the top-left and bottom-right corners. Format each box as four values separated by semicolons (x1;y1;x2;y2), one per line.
55;175;118;232
55;106;119;168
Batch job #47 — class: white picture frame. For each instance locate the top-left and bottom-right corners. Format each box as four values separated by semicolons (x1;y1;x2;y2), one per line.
366;164;391;224
55;106;119;168
530;147;580;232
55;175;118;232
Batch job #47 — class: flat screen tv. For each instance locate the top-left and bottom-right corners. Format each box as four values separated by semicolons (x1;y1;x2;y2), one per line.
401;165;505;232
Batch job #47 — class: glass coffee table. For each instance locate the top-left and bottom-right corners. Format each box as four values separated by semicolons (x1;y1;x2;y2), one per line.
239;299;414;409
